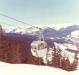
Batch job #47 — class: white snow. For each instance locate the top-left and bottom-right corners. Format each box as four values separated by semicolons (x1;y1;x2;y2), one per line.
71;30;79;39
54;42;78;63
50;37;54;39
64;50;75;63
10;26;39;34
1;23;75;33
33;23;74;30
54;42;78;51
67;30;79;50
0;61;79;75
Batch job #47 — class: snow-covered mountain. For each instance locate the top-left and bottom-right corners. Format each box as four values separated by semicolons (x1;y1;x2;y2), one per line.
66;30;79;49
10;26;39;35
1;24;79;50
2;24;79;37
1;23;79;36
71;30;79;39
6;25;79;37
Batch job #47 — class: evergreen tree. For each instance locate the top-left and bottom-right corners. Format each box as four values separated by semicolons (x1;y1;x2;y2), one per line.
52;46;62;67
70;53;78;71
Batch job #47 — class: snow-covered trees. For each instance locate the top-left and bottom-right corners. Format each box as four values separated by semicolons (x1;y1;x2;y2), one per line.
48;45;78;71
51;46;62;67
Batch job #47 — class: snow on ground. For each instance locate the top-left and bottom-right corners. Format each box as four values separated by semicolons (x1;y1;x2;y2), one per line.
0;61;79;75
71;30;79;39
54;42;78;51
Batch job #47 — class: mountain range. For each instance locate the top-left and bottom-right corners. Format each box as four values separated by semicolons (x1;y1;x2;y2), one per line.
2;24;79;49
5;24;79;37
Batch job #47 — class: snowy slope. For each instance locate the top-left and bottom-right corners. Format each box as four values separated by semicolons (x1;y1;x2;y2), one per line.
0;61;79;75
71;30;79;39
66;30;79;49
54;42;78;51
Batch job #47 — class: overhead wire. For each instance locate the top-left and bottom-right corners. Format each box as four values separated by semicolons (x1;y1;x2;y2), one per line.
0;13;44;40
0;13;41;29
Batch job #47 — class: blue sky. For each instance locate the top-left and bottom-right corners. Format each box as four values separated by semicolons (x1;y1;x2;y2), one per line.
0;0;79;25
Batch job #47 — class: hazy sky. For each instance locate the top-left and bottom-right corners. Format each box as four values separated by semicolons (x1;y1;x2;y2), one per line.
0;0;79;25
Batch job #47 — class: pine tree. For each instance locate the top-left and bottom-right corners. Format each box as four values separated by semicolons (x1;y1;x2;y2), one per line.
61;57;70;70
52;46;62;67
70;53;78;71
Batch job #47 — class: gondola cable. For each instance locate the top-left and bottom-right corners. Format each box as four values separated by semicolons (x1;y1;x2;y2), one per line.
0;13;49;65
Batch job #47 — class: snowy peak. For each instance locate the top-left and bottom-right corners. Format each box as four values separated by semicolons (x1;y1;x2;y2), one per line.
9;25;79;35
10;26;39;34
1;24;79;39
71;30;79;39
